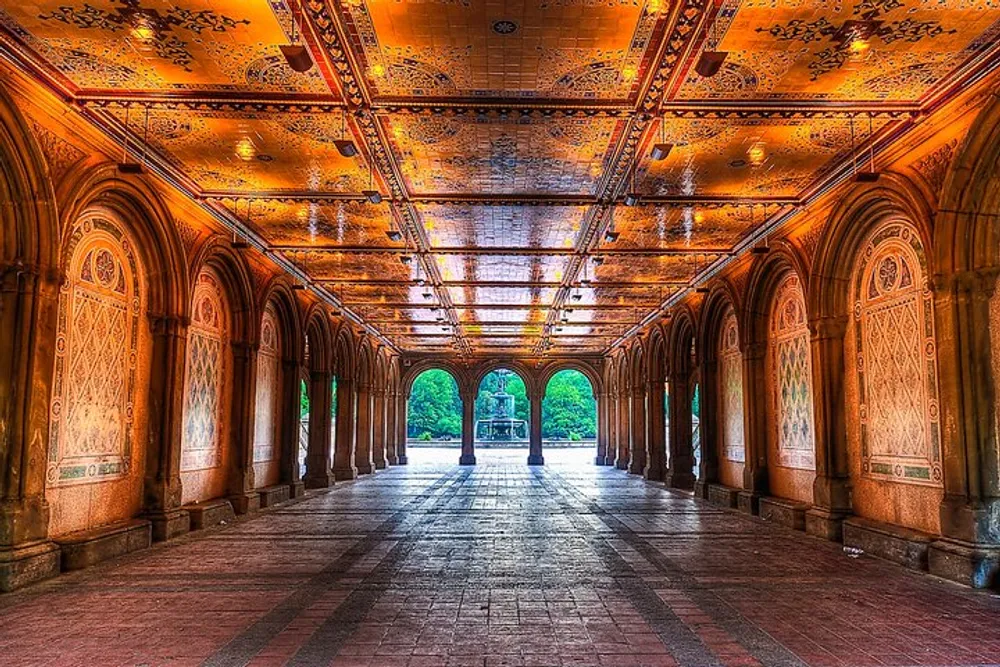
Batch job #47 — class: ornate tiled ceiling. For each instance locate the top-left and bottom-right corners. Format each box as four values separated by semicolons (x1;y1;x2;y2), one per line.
2;0;998;357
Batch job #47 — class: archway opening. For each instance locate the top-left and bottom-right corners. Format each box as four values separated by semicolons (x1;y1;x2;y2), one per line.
541;369;597;465
407;368;462;464
474;368;529;462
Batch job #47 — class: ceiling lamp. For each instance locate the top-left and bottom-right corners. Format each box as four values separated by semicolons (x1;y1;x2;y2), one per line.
852;114;880;183
334;109;359;158
399;254;412;265
118;105;147;174
695;51;728;78
422;289;434;300
695;16;728;78
650;143;673;161
749;205;770;254
362;160;383;204
280;3;314;72
622;163;640;207
230;200;251;249
604;210;620;242
385;219;403;241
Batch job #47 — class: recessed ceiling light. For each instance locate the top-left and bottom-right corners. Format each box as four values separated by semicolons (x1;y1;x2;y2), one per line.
492;20;519;35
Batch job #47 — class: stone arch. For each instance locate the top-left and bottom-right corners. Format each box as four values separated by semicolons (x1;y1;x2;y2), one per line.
46;207;150;537
666;306;698;490
537;360;601;463
642;324;669;480
0;87;62;562
179;239;256;507
401;358;469;397
471;359;538;400
744;246;816;505
809;176;943;536
331;325;359;480
698;283;746;492
301;304;336;486
928;95;1000;555
252;278;303;492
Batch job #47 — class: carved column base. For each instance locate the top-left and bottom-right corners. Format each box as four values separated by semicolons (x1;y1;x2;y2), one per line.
664;471;694;490
333;467;357;481
356;464;375;475
396;455;408;465
643;464;664;482
737;491;761;516
288;481;306;499
594;455;607;466
628;461;645;476
527;454;544;466
387;455;400;466
615;459;628;471
693;480;710;499
228;492;260;516
374;459;388;470
459;454;476;465
928;538;1000;589
805;507;851;542
0;541;60;592
306;471;336;487
144;508;190;542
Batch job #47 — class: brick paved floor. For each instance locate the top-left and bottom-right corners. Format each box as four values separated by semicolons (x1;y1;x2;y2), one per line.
3;448;1000;667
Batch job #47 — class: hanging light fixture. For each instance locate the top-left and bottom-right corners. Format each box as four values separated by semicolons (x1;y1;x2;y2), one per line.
118;104;146;174
650;117;673;161
854;114;880;183
334;108;359;158
280;2;314;72
750;205;770;255
230;199;250;250
362;159;383;204
604;207;620;243
695;12;728;78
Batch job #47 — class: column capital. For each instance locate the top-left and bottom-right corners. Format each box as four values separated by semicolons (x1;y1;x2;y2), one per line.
808;314;848;341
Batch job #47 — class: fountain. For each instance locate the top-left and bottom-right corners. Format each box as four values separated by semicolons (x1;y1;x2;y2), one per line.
475;369;528;446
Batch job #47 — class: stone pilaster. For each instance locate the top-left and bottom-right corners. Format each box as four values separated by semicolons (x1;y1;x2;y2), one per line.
372;388;388;470
644;380;666;481
304;369;335;488
227;341;260;515
333;374;357;480
629;386;647;475
354;382;374;475
528;390;544;466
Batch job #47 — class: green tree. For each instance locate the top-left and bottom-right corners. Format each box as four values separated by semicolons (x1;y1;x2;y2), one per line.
407;369;462;438
541;370;596;439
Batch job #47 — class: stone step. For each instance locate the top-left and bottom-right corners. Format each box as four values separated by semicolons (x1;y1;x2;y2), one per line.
182;499;235;531
54;519;151;571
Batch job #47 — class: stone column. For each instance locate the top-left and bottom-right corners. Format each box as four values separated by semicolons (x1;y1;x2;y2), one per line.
0;265;61;590
304;369;334;488
395;392;409;465
694;358;719;499
629;385;647;475
354;382;374;474
280;358;305;498
615;390;630;470
607;392;619;467
644;379;666;481
664;373;694;489
372;388;388;470
386;390;399;465
739;341;768;515
528;389;544;465
595;391;609;465
333;374;357;480
804;315;853;540
928;266;1000;587
460;388;476;465
143;313;192;540
227;340;260;514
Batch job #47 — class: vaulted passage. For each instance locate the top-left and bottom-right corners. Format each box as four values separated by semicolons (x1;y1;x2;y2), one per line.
5;1;1000;662
3;450;998;666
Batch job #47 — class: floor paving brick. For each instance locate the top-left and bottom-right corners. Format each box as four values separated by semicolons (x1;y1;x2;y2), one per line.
2;449;1000;666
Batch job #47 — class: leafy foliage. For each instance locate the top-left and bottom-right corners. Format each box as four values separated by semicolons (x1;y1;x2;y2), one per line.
541;370;596;439
407;369;462;438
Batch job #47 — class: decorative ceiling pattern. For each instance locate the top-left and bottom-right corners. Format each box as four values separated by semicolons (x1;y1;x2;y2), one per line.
2;0;998;357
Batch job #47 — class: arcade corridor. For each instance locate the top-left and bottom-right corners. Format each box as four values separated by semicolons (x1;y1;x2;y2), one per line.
1;450;997;667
